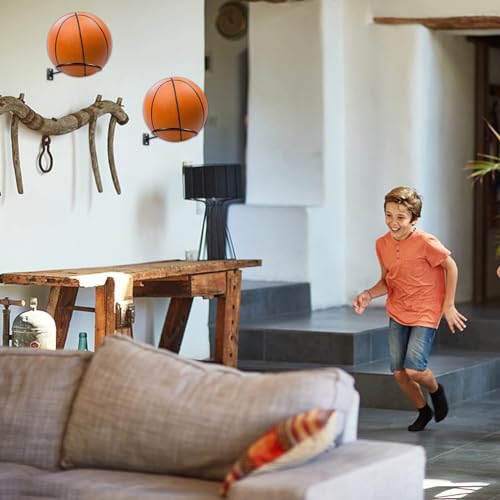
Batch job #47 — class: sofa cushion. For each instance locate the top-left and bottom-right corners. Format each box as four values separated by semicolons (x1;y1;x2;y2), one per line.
61;335;356;480
21;468;221;500
0;462;44;500
221;408;337;496
0;348;92;470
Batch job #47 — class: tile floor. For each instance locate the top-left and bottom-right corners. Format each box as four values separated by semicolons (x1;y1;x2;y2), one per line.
359;388;500;499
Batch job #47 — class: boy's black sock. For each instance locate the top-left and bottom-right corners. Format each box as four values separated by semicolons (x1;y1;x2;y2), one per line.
408;404;433;432
430;383;448;422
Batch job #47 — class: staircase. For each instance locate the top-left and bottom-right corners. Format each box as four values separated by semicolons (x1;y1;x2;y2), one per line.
210;282;500;410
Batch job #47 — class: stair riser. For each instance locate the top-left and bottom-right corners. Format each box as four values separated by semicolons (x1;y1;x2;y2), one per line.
239;286;311;322
437;319;500;350
238;328;388;365
208;282;311;325
352;358;500;410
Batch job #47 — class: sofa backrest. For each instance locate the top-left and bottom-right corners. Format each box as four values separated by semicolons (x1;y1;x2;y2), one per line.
0;348;92;470
61;335;358;480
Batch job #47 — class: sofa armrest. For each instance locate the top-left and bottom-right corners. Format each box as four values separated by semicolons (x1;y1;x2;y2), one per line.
337;390;359;444
228;440;425;500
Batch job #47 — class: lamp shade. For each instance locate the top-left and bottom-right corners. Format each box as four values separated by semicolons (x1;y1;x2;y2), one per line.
183;164;243;200
47;12;112;77
143;77;208;142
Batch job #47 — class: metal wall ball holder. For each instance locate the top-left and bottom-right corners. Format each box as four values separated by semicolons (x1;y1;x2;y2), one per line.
46;62;103;81
142;127;199;146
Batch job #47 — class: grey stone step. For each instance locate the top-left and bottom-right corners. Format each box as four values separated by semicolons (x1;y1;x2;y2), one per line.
239;348;500;411
236;302;500;366
238;306;389;365
209;280;311;324
350;348;500;410
209;280;311;357
232;290;500;410
436;301;500;350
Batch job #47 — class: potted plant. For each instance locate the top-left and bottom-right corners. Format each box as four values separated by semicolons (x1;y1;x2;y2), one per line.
466;120;500;277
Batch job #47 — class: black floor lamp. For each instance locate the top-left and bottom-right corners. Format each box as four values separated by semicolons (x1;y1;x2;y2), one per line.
183;163;244;260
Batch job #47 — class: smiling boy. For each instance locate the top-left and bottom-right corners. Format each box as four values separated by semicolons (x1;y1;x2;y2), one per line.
353;186;467;431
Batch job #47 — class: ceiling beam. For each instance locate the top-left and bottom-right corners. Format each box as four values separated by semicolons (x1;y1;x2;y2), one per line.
373;16;500;30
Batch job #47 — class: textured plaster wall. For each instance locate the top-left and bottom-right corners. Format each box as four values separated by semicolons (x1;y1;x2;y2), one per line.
0;0;208;356
238;0;474;306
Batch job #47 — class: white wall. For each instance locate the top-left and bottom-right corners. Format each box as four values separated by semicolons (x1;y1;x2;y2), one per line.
0;0;482;358
246;1;323;207
0;0;209;356
238;0;475;307
204;0;248;164
341;0;474;303
228;0;323;284
307;0;347;308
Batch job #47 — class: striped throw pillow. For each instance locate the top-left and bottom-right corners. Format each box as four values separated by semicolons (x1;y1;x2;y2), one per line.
221;408;336;496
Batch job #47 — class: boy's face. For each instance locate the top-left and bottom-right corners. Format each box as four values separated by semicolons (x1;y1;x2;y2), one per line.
385;202;415;240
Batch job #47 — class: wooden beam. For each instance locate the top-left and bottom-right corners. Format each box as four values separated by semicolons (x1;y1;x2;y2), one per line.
373;16;500;30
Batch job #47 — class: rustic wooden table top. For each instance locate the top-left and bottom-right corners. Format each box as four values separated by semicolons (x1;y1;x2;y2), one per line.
0;259;262;288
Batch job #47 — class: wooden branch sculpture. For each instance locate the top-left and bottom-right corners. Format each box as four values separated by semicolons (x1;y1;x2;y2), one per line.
0;94;129;194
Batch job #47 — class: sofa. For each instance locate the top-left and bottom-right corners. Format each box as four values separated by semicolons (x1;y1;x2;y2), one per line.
0;334;425;499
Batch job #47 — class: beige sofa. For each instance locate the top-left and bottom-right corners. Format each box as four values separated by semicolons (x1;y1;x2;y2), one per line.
0;335;425;500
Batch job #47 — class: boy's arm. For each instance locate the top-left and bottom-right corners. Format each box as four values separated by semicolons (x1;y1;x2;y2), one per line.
353;265;387;315
440;256;467;333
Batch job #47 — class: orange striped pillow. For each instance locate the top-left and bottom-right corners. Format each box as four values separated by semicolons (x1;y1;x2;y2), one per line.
220;408;336;496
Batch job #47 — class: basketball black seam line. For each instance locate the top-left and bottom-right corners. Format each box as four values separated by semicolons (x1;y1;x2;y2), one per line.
181;79;207;123
150;80;168;135
53;14;74;69
171;79;183;141
74;13;86;76
79;14;110;61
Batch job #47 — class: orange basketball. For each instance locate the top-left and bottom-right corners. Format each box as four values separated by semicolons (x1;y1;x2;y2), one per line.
47;12;112;77
143;77;208;142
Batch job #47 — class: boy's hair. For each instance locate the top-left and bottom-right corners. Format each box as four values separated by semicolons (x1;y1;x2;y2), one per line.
384;186;422;222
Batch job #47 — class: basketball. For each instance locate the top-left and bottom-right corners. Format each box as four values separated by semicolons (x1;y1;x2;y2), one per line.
47;12;112;77
143;77;208;142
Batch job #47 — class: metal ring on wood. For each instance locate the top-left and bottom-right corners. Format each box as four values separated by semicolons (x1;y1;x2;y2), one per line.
38;135;53;173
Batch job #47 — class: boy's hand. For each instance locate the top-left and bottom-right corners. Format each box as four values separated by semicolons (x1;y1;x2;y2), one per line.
353;291;371;315
443;305;467;334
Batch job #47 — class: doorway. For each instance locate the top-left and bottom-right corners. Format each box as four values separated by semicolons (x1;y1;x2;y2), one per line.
204;0;248;167
470;37;500;302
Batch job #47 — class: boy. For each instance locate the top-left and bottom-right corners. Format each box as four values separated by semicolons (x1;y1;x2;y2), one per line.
353;186;467;431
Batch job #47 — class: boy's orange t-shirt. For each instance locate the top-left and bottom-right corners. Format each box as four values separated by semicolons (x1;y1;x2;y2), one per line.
375;229;450;329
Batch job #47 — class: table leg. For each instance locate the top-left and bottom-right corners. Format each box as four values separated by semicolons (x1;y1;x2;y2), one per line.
158;297;193;352
215;270;241;368
46;286;78;349
95;276;134;349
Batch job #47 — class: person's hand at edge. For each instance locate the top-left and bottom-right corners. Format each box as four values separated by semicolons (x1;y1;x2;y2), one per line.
353;290;372;315
443;304;467;334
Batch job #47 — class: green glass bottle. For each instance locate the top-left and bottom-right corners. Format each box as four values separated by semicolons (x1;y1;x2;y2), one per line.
78;332;89;351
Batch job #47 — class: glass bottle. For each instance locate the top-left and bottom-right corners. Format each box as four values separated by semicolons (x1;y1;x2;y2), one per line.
78;332;89;351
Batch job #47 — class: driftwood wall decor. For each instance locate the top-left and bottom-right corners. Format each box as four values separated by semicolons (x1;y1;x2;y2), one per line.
0;94;129;194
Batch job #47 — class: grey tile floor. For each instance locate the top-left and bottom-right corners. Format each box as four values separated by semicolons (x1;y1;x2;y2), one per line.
359;388;500;499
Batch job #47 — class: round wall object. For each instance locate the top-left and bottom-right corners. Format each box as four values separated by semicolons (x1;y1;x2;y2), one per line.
216;2;248;40
47;11;112;77
143;77;208;142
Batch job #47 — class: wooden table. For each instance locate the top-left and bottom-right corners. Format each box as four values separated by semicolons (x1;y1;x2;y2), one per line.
0;259;261;367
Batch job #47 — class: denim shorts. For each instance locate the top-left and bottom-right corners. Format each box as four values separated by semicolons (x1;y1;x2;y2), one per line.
388;318;436;372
